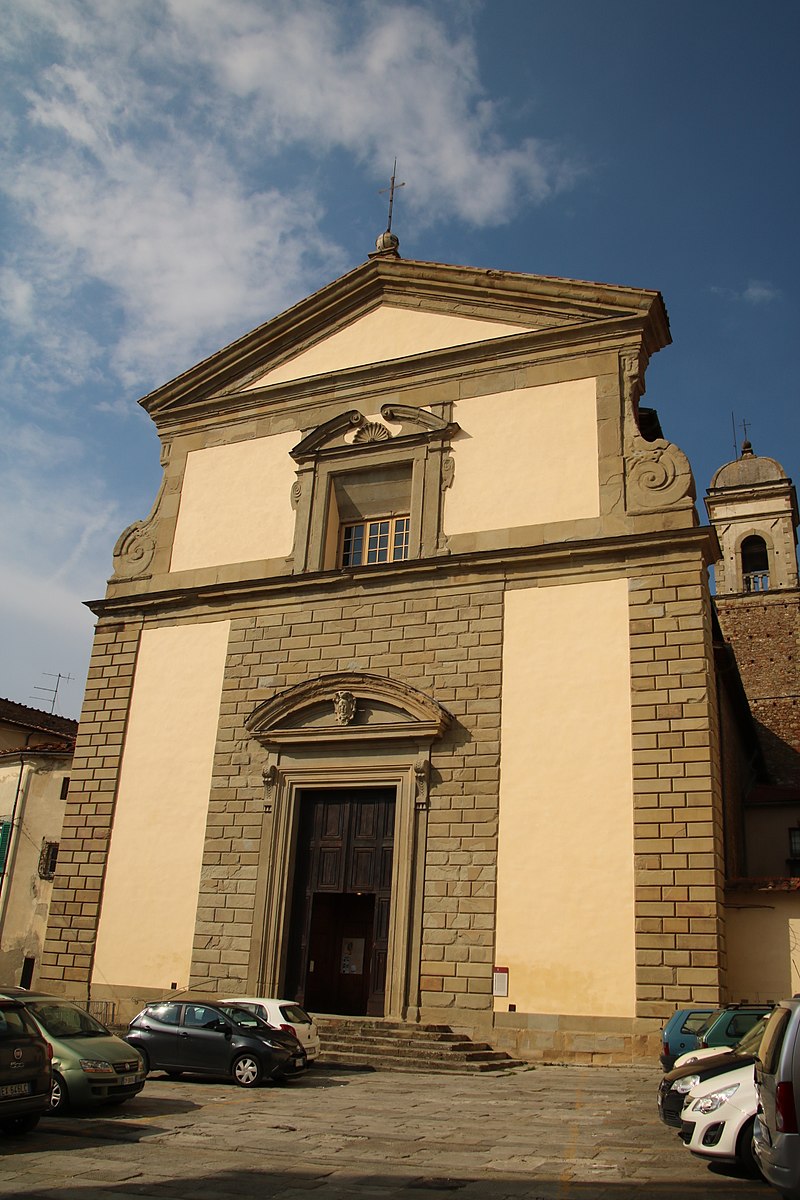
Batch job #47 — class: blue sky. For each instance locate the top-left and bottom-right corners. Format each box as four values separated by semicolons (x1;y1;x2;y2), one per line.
1;0;797;718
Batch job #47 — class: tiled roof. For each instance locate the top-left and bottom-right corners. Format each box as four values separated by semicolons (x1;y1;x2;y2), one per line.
0;742;74;761
0;698;78;740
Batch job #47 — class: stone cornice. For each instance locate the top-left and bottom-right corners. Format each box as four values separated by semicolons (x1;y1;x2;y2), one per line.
87;525;718;621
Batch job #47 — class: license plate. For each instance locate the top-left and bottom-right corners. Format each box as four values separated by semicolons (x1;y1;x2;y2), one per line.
121;1075;135;1086
0;1081;31;1098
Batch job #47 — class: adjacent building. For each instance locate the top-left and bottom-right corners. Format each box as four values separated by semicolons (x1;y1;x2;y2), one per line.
0;700;76;987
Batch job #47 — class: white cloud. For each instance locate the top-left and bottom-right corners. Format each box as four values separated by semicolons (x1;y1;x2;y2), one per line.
742;279;780;304
711;279;781;305
1;0;577;394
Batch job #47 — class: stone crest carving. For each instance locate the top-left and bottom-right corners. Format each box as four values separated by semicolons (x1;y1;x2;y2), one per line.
290;480;302;510
332;690;357;725
441;455;455;491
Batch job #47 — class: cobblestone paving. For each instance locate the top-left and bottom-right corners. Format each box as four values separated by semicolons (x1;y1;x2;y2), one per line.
0;1065;769;1199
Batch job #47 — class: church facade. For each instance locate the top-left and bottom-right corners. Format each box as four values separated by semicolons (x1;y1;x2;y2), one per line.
40;244;776;1061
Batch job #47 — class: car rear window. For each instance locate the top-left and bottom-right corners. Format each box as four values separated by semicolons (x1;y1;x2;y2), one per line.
759;1006;793;1074
28;1000;108;1038
0;1005;40;1039
684;1009;721;1035
280;1004;311;1024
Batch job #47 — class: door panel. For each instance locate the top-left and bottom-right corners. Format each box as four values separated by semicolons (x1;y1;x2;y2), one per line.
286;788;395;1016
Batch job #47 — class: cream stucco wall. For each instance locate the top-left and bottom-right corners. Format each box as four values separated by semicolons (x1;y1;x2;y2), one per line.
0;759;68;986
495;579;635;1017
92;622;230;992
726;892;800;1003
445;379;600;536
248;304;532;387
170;433;297;572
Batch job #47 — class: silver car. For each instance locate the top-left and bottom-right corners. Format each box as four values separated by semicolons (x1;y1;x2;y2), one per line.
754;997;800;1198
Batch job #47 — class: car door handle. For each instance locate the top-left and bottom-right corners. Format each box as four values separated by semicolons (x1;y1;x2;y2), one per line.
178;1031;189;1038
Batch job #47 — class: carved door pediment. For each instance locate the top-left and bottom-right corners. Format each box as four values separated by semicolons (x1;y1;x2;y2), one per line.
246;672;451;748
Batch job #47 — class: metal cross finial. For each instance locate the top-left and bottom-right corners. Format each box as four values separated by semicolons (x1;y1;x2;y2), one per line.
741;418;751;443
378;159;405;233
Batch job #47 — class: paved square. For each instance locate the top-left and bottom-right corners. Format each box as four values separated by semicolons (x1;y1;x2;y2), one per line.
0;1065;767;1199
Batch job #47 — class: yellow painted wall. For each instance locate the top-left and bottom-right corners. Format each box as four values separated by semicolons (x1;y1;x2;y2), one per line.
92;622;230;992
496;579;635;1017
249;304;531;387
445;379;599;535
726;892;800;1003
170;433;297;572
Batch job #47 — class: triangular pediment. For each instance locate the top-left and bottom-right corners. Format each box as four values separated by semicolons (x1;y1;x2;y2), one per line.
242;302;536;389
140;256;669;421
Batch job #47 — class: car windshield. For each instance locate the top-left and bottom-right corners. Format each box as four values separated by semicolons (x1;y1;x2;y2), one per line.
28;1001;109;1038
734;1015;769;1056
219;1004;274;1032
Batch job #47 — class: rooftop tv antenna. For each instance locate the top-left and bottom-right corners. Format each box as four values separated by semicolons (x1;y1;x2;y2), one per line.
32;672;74;714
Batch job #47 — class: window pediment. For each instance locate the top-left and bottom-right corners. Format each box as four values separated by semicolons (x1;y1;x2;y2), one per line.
291;406;459;463
246;672;451;747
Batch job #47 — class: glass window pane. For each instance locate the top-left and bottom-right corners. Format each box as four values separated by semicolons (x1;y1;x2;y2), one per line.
393;517;410;560
367;520;390;563
342;523;364;566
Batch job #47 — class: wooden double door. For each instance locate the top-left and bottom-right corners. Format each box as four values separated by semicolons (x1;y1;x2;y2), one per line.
286;788;395;1016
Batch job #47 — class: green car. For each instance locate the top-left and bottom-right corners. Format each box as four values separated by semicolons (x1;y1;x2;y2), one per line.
3;990;146;1112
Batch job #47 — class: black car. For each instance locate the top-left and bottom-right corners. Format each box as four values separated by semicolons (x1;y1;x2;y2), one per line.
0;996;52;1134
657;1047;758;1127
125;999;306;1087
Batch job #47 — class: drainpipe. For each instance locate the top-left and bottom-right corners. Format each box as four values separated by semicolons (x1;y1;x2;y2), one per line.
0;753;33;942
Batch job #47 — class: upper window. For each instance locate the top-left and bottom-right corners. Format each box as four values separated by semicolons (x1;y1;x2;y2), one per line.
289;405;459;574
38;840;59;880
741;535;769;592
341;516;410;567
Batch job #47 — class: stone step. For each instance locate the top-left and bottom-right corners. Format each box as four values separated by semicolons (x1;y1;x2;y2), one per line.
314;1016;526;1074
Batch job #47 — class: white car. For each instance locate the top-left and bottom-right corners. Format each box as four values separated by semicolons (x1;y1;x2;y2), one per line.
679;1060;759;1176
223;998;320;1061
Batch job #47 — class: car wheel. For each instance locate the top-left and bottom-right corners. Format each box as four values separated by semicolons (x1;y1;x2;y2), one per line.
1;1113;41;1134
736;1116;760;1178
136;1048;150;1074
232;1054;262;1087
50;1072;68;1113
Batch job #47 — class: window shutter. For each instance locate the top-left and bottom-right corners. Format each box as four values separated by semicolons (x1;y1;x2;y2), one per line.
0;821;11;871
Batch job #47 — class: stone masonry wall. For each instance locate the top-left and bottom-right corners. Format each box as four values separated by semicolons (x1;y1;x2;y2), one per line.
189;576;505;1019
38;616;143;996
629;559;727;1017
715;592;800;786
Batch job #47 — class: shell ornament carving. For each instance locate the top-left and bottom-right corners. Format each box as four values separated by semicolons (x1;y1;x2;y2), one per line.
352;421;391;444
111;522;156;579
290;480;302;510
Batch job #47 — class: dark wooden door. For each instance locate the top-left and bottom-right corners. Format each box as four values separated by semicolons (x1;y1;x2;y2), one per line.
286;788;395;1016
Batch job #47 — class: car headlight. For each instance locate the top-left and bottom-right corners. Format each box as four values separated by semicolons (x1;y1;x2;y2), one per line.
79;1058;115;1074
691;1082;740;1114
672;1074;700;1094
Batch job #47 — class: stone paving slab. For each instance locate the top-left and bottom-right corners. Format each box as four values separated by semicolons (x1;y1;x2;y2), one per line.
0;1065;768;1199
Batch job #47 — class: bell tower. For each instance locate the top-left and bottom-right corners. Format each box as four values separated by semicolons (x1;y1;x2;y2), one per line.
705;440;799;594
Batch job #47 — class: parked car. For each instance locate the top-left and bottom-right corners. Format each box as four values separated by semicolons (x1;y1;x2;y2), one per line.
696;1003;773;1052
0;995;52;1134
677;1020;769;1176
658;1042;761;1128
660;1007;718;1070
3;988;146;1113
125;999;307;1087
222;997;321;1061
674;1013;769;1069
754;997;800;1199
